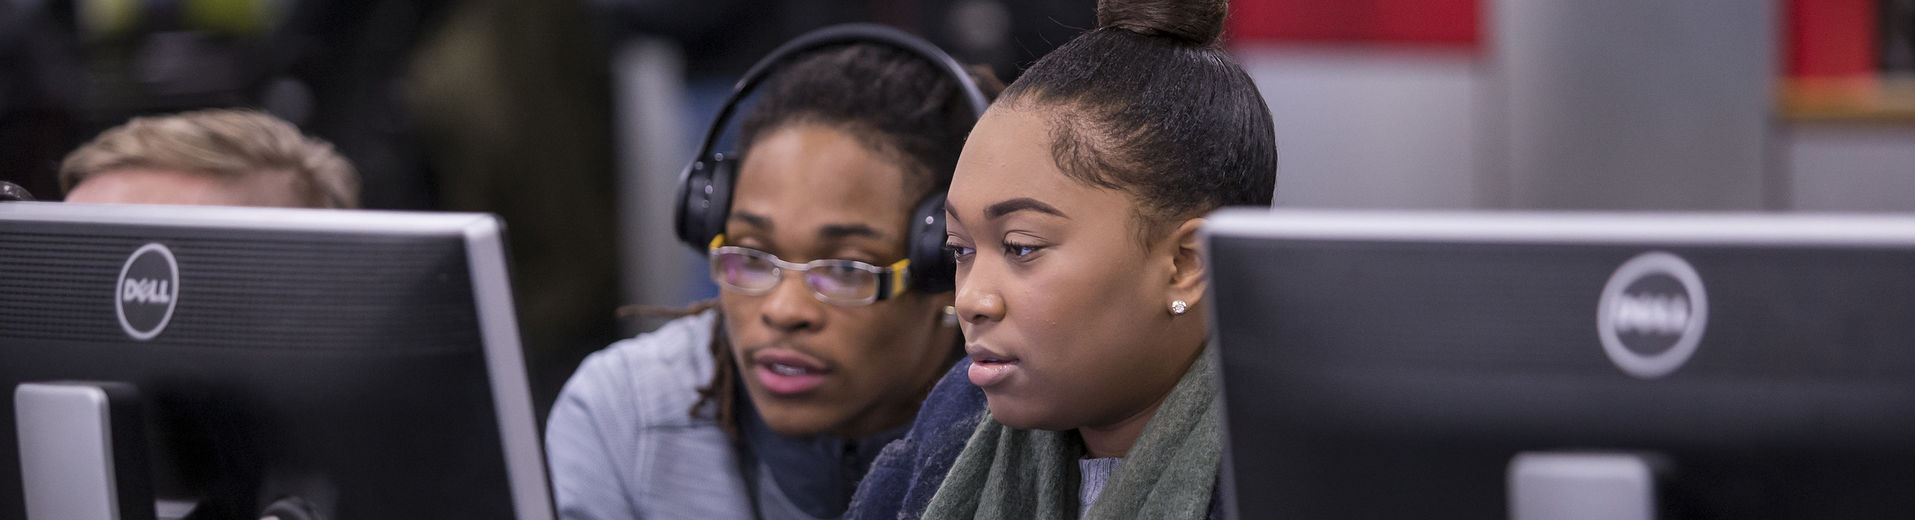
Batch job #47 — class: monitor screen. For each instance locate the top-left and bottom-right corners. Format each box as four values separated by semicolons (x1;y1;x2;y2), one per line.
0;202;553;519
1205;209;1915;519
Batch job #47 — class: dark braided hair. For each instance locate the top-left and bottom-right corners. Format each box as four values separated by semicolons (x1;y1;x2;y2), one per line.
690;41;1001;436
696;305;741;438
738;43;1005;204
1000;0;1277;241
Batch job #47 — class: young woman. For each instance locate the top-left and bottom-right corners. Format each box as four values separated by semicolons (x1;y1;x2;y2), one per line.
848;0;1277;518
546;30;1000;519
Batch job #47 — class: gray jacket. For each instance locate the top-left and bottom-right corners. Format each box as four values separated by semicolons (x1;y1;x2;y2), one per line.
545;311;820;520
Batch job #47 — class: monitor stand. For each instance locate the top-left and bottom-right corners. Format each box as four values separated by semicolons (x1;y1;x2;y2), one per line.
1508;451;1666;520
15;382;182;520
17;382;334;520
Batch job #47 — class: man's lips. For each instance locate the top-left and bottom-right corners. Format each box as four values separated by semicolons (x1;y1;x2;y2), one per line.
966;344;1019;387
751;348;831;396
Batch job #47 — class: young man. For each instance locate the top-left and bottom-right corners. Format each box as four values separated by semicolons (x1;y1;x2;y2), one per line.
545;35;998;519
60;109;358;208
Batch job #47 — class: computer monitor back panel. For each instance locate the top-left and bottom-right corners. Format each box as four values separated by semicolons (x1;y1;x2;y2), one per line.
0;202;549;519
1205;210;1915;519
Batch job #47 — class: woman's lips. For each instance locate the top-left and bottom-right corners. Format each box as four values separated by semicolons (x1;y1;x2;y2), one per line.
966;345;1019;388
751;349;830;396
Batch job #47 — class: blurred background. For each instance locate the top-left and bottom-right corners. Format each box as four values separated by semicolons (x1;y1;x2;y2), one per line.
0;0;1097;419
3;0;1912;417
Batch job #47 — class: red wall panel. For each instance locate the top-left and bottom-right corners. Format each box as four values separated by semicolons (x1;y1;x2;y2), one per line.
1785;0;1878;78
1228;0;1480;48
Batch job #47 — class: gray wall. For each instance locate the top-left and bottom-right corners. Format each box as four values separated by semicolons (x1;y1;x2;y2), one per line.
1786;123;1915;211
1245;0;1914;214
1491;0;1778;210
1245;48;1489;210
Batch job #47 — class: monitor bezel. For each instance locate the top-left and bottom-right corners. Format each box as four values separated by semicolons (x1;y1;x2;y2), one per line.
0;201;554;520
1203;208;1915;247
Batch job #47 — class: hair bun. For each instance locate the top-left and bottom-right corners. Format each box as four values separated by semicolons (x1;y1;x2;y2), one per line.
1096;0;1227;46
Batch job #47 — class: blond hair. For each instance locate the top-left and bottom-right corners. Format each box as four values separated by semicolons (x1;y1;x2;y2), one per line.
59;109;361;208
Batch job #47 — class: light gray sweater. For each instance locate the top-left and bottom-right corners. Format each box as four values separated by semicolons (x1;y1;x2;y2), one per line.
545;311;814;520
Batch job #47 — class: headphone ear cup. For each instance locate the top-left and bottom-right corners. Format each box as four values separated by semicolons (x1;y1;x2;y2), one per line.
673;154;737;251
906;193;955;293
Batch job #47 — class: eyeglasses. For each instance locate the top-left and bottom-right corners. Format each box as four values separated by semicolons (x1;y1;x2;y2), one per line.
707;234;910;306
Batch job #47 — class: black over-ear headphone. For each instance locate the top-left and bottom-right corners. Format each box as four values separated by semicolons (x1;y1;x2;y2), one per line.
673;23;988;295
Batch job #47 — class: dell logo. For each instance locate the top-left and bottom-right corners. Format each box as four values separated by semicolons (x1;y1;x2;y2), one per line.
121;278;174;304
1597;251;1708;379
115;243;180;340
1611;293;1690;335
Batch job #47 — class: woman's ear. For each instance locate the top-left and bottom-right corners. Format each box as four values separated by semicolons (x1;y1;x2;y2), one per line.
1166;218;1208;310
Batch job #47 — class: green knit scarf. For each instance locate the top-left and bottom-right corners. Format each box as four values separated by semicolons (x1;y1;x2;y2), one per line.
921;351;1221;520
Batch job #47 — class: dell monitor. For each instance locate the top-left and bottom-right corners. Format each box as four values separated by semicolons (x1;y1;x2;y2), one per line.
0;201;553;519
1205;209;1915;519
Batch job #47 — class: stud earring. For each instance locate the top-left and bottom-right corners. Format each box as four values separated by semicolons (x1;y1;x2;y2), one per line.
1170;300;1188;316
943;305;960;326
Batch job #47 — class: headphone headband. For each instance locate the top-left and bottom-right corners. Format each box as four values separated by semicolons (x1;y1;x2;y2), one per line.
689;23;991;164
674;23;984;295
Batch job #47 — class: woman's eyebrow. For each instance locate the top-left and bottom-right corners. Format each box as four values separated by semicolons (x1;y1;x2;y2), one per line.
984;197;1068;220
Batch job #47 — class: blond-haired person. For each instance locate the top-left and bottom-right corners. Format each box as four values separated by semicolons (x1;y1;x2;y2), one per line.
61;109;359;208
